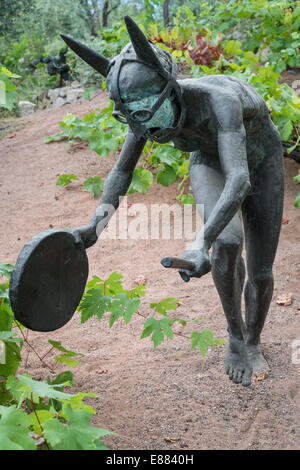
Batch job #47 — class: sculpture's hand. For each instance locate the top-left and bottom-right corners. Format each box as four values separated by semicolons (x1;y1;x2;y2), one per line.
72;223;98;249
178;249;211;282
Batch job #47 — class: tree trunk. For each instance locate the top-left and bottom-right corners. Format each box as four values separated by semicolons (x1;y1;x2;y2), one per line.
102;0;119;28
102;0;109;27
163;0;170;28
90;0;100;36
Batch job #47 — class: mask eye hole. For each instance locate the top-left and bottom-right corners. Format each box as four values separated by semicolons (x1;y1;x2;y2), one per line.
131;109;153;122
148;127;160;134
112;112;128;123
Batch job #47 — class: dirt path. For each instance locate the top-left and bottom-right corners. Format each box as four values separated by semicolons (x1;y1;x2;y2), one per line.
0;92;299;450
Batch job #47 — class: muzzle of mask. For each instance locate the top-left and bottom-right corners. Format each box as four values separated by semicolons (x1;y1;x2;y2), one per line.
109;52;186;143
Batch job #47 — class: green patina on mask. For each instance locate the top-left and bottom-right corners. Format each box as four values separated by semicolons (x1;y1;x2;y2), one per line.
126;95;175;129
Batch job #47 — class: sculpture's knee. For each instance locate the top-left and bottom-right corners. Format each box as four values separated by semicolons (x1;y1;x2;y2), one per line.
247;269;274;294
211;235;242;275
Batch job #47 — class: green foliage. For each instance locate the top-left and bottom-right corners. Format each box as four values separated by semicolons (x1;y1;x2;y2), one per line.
0;256;224;449
149;21;223;68
78;272;143;325
0;65;20;111
79;271;225;357
46;4;299;202
0;405;36;450
56;173;104;198
128;166;153;195
0;263;14;279
48;340;84;367
0;0;36;36
293;170;300;208
43;404;111;450
47;106;192;200
191;329;226;357
141;317;174;348
83;176;104;198
0;265;111;450
3;374;112;450
190;0;299;71
190;47;300;145
56;174;79;186
46;103;126;156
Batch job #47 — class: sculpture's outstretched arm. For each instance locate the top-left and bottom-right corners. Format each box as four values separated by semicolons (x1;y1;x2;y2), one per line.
170;124;251;281
74;132;146;248
199;126;251;251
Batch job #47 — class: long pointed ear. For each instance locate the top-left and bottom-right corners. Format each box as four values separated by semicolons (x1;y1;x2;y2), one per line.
60;34;111;77
124;16;165;73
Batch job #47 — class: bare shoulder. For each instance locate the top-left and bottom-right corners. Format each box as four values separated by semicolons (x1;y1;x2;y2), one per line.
179;75;268;130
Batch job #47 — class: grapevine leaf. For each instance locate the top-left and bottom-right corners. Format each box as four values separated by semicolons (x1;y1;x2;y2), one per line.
66;392;98;414
83;176;104;198
129;167;153;195
16;374;74;401
0;263;14;279
105;271;124;294
48;340;84;357
141;317;173;348
150;298;178;315
29;410;56;435
0;330;22;344
0;342;21;376
44;404;112;450
190;329;225;357
0;405;36;450
152;329;164;348
294;192;300;208
293;170;300;182
78;289;112;323
0;302;14;330
56;174;79;186
157;165;177;186
109;294;140;326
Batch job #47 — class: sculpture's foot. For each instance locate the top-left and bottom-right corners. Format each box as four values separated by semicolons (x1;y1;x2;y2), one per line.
246;342;270;375
225;335;252;387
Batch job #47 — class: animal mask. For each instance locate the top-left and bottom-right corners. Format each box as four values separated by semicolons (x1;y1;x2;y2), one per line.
61;16;186;143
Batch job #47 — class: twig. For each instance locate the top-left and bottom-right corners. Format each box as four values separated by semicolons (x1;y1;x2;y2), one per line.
143;142;155;165
24;330;31;369
89;91;103;101
15;324;54;372
30;392;50;451
41;346;54;360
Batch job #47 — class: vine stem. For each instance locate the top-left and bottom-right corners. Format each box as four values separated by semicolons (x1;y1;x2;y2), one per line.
143;142;155;165
41;346;54;360
24;329;31;369
30;392;50;451
15;324;54;372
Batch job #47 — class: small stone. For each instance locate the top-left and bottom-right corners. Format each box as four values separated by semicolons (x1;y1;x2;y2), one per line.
59;86;69;98
47;88;60;101
66;88;84;102
51;97;69;108
18;101;36;116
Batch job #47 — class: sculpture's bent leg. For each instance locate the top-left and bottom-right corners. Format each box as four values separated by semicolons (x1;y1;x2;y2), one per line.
242;143;284;374
189;151;252;386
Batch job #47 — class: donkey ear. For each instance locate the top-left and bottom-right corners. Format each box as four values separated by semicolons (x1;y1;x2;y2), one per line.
124;16;165;73
60;34;111;77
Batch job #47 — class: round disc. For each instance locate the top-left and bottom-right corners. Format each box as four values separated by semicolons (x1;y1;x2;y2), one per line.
9;230;89;332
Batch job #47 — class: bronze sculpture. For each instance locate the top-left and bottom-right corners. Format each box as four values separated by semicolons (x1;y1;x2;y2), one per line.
29;47;74;84
10;16;284;388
